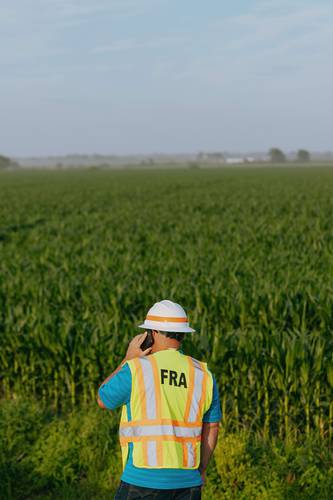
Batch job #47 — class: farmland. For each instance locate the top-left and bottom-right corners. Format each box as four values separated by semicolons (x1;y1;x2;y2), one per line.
1;166;333;499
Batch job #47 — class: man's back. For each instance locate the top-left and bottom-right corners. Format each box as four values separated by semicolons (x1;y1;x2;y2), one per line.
120;349;213;469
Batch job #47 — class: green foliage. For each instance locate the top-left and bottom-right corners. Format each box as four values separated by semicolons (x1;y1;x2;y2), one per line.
0;399;45;498
269;148;286;163
1;168;332;438
30;407;122;491
1;167;333;497
297;150;311;162
1;400;332;499
0;399;122;499
210;430;333;499
0;154;18;169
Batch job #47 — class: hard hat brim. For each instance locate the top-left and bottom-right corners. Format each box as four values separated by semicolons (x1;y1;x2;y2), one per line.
138;321;195;333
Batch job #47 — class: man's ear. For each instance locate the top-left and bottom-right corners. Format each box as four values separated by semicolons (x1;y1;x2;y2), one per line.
152;330;159;339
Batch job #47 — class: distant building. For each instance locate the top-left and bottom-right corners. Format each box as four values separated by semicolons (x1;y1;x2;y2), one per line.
226;158;245;164
197;152;225;163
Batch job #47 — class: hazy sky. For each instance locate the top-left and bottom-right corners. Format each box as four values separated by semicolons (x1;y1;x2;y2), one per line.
1;0;332;156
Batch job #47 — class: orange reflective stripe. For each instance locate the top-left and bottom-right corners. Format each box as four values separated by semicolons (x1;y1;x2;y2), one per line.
184;358;195;421
120;418;202;428
156;440;163;467
142;441;148;466
120;435;201;445
146;315;187;323
182;442;188;467
133;358;147;420
150;357;162;419
196;363;208;420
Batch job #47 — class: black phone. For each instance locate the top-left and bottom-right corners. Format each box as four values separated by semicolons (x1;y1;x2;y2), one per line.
141;330;154;351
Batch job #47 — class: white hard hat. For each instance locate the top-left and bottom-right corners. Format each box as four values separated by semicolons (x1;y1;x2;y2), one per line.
138;300;195;333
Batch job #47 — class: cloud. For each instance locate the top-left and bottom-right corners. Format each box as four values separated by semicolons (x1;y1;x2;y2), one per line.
1;0;163;26
169;1;333;86
0;0;166;73
92;36;188;54
219;2;333;52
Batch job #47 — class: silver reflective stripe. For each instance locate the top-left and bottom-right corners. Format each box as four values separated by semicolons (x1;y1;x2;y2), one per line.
188;359;204;422
120;424;202;438
120;426;136;438
173;426;201;438
139;358;156;419
191;358;202;370
147;441;157;466
187;442;195;467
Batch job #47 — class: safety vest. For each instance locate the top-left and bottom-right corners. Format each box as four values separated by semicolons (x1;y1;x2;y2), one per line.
119;349;213;469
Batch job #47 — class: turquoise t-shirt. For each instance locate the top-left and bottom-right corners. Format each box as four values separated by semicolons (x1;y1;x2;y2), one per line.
99;359;221;489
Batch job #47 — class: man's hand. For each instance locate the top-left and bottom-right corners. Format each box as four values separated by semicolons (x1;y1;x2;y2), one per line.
125;332;152;361
199;467;206;484
97;332;151;410
199;422;220;486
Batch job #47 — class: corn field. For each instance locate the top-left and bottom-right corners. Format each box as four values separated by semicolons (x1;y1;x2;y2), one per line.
1;167;333;442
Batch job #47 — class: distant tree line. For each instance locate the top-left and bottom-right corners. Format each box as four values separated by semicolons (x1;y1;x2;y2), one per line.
269;148;311;163
0;154;19;170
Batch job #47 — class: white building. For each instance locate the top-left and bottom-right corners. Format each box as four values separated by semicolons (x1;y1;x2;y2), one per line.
226;158;245;164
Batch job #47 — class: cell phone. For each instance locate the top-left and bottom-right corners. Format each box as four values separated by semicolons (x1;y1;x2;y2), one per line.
141;331;154;351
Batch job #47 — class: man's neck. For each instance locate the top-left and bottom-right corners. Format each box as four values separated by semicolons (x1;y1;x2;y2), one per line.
151;341;180;354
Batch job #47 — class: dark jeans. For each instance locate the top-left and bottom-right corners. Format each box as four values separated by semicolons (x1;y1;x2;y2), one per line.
114;481;201;500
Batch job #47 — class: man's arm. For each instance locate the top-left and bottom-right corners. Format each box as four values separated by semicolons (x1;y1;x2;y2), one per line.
199;422;220;482
97;332;151;409
97;361;127;408
199;375;222;481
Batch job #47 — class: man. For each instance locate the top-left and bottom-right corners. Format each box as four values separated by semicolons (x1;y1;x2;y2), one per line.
98;300;221;499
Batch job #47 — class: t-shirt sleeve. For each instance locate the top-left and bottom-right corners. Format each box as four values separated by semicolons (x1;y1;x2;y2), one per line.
98;363;132;410
203;375;222;423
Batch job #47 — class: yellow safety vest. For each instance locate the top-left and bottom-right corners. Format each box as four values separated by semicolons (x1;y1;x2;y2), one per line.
119;349;213;469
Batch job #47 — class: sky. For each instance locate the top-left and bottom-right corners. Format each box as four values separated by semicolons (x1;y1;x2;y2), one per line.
0;0;332;156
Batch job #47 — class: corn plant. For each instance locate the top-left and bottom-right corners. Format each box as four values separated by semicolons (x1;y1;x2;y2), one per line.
0;167;332;441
